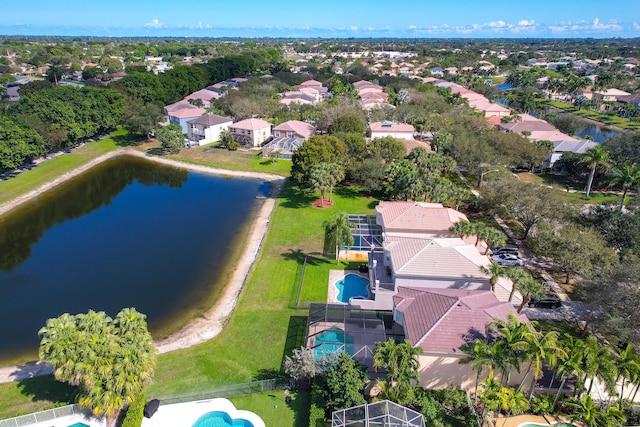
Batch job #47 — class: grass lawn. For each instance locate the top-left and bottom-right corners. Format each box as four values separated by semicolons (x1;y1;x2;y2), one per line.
166;142;292;176
147;182;377;395
516;173;625;205
0;129;127;206
230;391;311;427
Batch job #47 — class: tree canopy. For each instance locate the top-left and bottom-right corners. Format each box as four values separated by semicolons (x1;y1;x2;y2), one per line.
38;308;156;418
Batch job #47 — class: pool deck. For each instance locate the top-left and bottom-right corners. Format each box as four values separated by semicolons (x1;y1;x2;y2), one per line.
140;398;265;427
21;413;105;427
328;270;370;304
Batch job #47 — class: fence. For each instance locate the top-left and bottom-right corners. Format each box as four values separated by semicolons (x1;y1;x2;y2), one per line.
0;404;88;427
151;378;290;405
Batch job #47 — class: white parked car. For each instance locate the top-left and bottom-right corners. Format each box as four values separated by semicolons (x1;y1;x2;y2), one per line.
492;253;524;266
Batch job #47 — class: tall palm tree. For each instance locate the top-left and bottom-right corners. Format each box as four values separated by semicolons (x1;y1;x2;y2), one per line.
323;212;354;264
582;336;617;397
310;162;332;207
461;340;500;404
567;394;625;427
581;146;610;198
608;164;640;212
480;263;508;293
449;220;477;241
325;162;345;204
516;279;545;313
552;334;585;406
477;226;507;255
373;339;420;404
489;314;529;385
612;344;640;407
499;386;530;416
505;268;531;303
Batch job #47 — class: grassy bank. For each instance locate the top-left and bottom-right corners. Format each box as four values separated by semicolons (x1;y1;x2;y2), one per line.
540;99;640;131
0;179;376;419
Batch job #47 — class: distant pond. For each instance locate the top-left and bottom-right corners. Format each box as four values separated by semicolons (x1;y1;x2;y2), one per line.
0;155;270;365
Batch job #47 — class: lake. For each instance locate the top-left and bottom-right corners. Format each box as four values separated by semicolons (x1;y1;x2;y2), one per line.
0;155;270;365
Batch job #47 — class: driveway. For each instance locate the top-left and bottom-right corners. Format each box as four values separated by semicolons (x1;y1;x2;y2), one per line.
522;300;591;322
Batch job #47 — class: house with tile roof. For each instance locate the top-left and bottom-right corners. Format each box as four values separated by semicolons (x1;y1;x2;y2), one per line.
164;102;207;133
272;120;316;140
393;287;528;390
545;139;598;170
186;114;233;146
229;118;272;148
370;121;415;140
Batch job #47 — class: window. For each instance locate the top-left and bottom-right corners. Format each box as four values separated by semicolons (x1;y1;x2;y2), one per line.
274;131;280;137
286;131;293;138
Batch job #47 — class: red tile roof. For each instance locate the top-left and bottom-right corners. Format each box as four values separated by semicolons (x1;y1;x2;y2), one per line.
394;287;527;353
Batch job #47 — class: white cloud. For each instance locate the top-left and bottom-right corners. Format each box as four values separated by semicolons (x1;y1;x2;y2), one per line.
364;26;375;31
191;22;212;29
518;19;535;27
488;20;506;28
634;22;640;30
591;18;622;31
350;26;358;31
144;19;163;29
408;25;417;29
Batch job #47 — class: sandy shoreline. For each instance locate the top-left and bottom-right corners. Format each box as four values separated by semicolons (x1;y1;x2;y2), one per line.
0;149;285;383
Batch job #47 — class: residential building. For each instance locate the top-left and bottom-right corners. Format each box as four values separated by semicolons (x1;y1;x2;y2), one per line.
272;120;316;140
164;102;207;134
229;118;272;148
186;114;233;146
369;121;415;140
544;139;598;170
261;137;304;159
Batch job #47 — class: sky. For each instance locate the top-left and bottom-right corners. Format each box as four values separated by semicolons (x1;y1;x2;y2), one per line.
1;0;640;38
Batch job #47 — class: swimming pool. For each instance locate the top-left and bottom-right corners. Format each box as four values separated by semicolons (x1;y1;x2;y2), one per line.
192;411;254;427
335;274;369;303
313;327;355;358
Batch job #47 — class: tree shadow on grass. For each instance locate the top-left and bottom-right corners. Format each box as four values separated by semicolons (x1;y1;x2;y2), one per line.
287;392;312;427
333;184;362;200
254;368;285;381
278;183;316;209
112;133;145;147
280;250;326;267
16;375;78;406
281;316;309;365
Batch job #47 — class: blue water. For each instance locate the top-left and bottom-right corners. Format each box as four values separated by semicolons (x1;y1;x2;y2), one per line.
314;328;354;358
67;423;90;427
0;156;270;364
192;411;254;427
575;125;618;143
497;83;514;90
335;274;369;303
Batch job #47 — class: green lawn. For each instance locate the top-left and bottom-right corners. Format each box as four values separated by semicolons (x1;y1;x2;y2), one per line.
0;129;126;206
540;100;640;131
230;391;311;427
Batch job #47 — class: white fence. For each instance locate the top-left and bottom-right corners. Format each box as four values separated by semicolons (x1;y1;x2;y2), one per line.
0;404;89;427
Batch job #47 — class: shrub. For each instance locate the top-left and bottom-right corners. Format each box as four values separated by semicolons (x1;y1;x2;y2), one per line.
122;393;147;427
309;377;326;427
531;393;555;415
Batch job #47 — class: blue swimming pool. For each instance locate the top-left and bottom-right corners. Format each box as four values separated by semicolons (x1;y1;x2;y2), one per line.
192;411;254;427
335;274;369;303
67;424;89;427
314;327;354;358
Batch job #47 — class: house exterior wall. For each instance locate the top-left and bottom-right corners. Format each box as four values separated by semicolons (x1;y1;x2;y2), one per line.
418;353;530;392
230;126;271;147
169;116;195;134
188;121;231;146
371;130;414;140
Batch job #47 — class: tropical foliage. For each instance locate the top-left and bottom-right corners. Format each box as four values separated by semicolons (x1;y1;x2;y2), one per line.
38;308;156;418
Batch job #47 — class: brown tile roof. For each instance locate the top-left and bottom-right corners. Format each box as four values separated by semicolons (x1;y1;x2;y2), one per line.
232;118;272;131
384;236;492;280
273;120;316;139
376;201;468;235
169;107;207;119
369;121;415;133
394;287;527;353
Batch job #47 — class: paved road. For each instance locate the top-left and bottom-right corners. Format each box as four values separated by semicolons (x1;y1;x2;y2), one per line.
522;300;591;322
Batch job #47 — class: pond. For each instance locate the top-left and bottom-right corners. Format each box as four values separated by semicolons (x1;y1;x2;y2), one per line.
0;155;270;365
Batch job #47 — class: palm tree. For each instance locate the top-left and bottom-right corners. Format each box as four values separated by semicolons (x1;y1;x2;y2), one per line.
567;394;625;427
505;268;531;303
582;336;617;397
480;263;508;293
608;164;640;212
499;386;530;416
461;340;500;404
449;220;477;242
323;212;354;264
516;279;545;313
581;146;610;198
373;339;420;404
489;314;529;385
310;162;332;207
325;162;345;204
552;335;585;406
612;344;640;407
477;226;507;255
